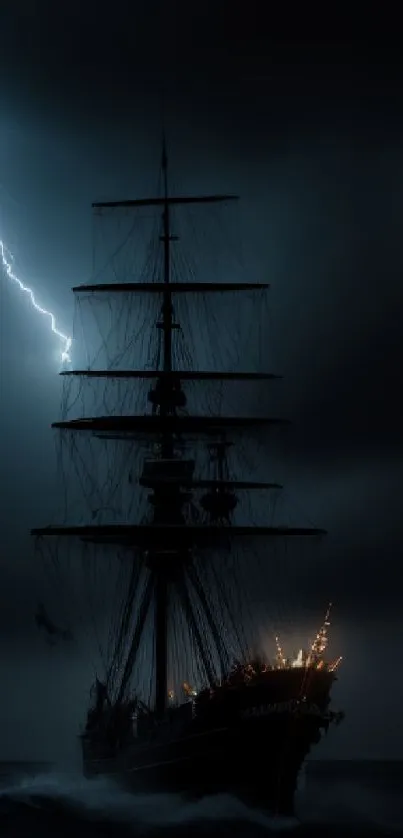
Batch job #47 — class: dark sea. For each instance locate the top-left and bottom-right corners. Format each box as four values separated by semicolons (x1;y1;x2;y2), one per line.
0;760;402;837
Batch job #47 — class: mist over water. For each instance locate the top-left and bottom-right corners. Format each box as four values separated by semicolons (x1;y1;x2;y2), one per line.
298;776;403;834
1;764;402;837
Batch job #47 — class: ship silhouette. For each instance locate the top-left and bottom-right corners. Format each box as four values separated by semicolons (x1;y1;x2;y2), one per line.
32;140;343;814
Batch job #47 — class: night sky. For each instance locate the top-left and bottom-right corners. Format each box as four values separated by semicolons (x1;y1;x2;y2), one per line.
0;3;402;763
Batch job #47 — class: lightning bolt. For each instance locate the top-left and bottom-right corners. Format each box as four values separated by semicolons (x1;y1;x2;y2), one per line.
0;238;72;365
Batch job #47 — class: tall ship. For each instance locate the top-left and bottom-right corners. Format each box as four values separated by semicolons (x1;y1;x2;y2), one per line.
32;141;343;815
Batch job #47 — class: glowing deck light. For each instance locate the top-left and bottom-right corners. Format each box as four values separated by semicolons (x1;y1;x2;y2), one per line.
0;238;72;365
183;681;197;697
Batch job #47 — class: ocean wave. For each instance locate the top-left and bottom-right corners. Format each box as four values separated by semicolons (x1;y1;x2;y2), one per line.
0;770;402;837
0;772;297;837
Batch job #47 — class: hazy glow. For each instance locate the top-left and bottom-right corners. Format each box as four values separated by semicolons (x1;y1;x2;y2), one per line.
0;237;72;365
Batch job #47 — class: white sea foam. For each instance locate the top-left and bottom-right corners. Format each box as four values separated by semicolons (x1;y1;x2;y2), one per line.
0;770;297;831
1;767;403;834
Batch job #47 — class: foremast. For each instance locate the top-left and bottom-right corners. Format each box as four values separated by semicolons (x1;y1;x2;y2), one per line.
32;144;326;717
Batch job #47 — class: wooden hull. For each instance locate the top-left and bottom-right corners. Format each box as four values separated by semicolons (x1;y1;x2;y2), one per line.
81;671;339;815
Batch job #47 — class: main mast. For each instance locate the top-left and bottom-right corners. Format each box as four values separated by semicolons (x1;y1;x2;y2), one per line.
154;137;173;717
162;136;173;381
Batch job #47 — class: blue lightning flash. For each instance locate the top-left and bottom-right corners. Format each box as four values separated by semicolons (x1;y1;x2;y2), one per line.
0;238;72;365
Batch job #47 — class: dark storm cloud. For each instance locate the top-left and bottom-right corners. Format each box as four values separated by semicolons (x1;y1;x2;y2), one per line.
2;0;394;120
274;144;403;468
